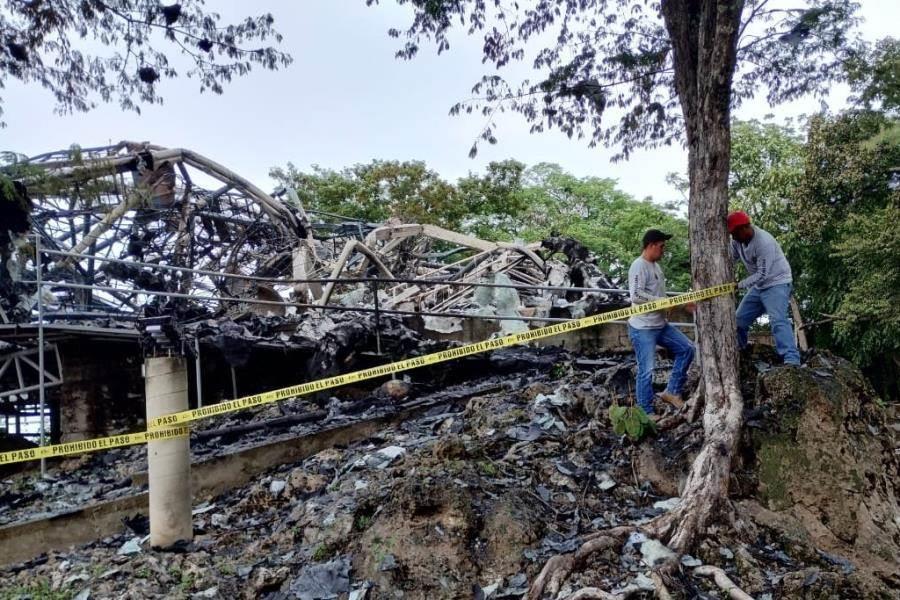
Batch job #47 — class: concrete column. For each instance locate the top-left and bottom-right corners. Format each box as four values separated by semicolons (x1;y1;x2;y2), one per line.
145;356;192;548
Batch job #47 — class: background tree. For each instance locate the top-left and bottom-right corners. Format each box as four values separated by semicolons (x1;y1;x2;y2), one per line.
729;118;805;233
726;112;899;398
793;111;900;394
508;163;691;289
0;0;292;122
273;157;692;287
369;0;864;581
271;159;470;230
455;159;528;239
846;37;900;113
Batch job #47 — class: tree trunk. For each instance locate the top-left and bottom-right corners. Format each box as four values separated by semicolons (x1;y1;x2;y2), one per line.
655;0;745;552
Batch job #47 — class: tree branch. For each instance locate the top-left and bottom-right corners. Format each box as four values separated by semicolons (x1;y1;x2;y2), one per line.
94;0;270;56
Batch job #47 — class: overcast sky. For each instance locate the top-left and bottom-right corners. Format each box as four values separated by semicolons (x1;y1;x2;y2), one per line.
2;1;897;205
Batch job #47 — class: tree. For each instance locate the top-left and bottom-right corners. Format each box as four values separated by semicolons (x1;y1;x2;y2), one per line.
729;119;805;231
726;112;899;399
270;160;466;229
0;1;292;122
368;0;862;589
506;163;691;289
792;111;900;395
455;159;528;239
846;37;900;114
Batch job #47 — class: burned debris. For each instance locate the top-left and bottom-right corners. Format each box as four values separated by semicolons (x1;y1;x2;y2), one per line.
3;349;897;599
1;142;897;600
1;141;629;445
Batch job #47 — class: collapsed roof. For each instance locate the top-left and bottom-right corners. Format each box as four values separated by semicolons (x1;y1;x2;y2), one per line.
1;142;626;336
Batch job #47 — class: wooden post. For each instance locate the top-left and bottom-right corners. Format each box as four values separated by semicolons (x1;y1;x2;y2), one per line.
789;295;809;352
145;357;192;548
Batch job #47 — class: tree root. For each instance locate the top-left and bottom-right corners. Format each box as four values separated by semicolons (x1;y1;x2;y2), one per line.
529;375;742;598
565;588;617;600
694;565;754;600
502;440;530;462
563;585;647;600
527;527;633;600
684;385;705;423
650;571;674;600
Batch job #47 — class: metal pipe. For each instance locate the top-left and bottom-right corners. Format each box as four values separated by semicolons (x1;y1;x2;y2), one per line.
370;280;398;378
37;247;631;294
371;281;383;356
194;337;203;408
40;312;139;321
36;233;47;478
19;279;697;328
20;279;620;323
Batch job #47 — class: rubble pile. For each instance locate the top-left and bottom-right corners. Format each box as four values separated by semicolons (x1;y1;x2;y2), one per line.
2;348;896;599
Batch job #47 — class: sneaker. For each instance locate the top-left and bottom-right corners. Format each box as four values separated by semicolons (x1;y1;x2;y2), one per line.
658;392;685;410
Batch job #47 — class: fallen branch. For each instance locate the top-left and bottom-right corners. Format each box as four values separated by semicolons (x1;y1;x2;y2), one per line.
694;565;754;600
502;439;532;462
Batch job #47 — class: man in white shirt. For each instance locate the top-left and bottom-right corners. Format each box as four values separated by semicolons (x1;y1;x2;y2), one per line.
627;229;695;415
727;211;801;366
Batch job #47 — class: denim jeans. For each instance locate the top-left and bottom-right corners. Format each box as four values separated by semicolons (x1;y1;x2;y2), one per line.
627;324;695;414
736;283;801;365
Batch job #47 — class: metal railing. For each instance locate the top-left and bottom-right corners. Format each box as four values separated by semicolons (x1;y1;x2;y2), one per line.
12;236;697;477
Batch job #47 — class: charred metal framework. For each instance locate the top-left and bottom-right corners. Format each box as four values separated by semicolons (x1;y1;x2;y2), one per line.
2;141;304;321
1;142;664;453
0;344;62;438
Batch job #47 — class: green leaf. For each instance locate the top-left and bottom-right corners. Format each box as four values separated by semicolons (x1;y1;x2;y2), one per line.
624;415;642;440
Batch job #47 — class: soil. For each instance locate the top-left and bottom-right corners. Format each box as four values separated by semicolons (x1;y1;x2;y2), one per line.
1;347;897;599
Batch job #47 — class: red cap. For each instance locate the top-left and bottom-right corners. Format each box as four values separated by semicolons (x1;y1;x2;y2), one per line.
727;210;751;233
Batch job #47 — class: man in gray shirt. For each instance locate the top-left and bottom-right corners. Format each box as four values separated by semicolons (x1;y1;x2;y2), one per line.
727;211;800;365
627;229;695;414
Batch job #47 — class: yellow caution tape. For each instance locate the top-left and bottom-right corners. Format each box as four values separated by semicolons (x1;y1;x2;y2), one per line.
148;283;735;429
0;427;189;465
0;283;734;466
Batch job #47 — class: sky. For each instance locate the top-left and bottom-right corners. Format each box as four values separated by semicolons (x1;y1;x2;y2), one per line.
1;1;898;205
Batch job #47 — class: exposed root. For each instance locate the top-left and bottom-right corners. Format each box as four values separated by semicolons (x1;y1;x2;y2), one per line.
529;554;574;600
694;565;755;600
650;570;674;600
502;440;531;462
654;413;684;432
565;588;617;600
563;582;647;600
641;510;674;541
527;527;632;600
684;385;704;423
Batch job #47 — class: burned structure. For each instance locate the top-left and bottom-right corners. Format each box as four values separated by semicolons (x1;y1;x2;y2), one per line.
2;144;896;600
0;142;634;448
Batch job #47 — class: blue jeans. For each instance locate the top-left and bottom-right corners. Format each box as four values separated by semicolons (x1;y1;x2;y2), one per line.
736;283;800;365
628;324;695;414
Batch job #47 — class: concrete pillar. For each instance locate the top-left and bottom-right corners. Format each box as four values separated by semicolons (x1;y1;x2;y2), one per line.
145;357;192;548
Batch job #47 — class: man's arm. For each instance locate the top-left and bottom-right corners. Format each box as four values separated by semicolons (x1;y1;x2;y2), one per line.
629;263;665;304
738;257;767;289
